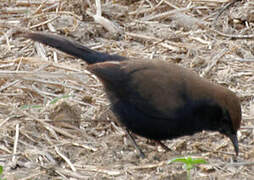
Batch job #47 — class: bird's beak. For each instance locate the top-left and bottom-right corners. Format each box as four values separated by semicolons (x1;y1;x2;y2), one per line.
228;133;239;156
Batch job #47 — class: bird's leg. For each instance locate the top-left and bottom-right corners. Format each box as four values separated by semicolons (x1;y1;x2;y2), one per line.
155;141;171;151
125;129;145;158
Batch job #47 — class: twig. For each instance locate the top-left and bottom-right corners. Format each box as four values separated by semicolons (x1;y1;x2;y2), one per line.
55;146;77;172
75;165;121;176
201;48;228;77
55;168;90;179
216;161;254;167
0;80;21;92
12;123;20;162
0;116;15;128
140;6;192;21
125;32;161;41
19;171;46;180
29;16;59;29
86;0;121;34
210;28;254;39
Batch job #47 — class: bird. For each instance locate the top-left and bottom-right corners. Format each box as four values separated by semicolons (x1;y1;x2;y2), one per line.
22;32;241;157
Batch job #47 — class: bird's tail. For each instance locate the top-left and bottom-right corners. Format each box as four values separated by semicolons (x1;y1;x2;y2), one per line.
22;32;126;64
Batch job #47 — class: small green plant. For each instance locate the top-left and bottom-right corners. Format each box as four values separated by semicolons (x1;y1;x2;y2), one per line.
0;165;6;180
169;156;207;180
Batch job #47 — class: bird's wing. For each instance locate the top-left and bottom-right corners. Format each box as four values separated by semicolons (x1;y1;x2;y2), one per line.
88;60;187;119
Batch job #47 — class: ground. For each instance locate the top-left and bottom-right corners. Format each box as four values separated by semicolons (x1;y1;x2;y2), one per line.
0;0;254;179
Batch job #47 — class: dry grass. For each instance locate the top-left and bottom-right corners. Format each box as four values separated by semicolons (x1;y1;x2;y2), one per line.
0;0;254;179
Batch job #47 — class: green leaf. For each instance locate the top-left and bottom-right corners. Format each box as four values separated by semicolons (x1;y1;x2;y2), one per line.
169;157;190;164
169;156;207;170
0;165;2;174
188;158;207;165
49;95;71;104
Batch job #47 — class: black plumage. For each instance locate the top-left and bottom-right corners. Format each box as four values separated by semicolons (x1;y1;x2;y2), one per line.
23;32;242;156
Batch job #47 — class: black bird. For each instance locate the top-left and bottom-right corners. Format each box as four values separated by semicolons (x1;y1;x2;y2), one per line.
23;32;241;157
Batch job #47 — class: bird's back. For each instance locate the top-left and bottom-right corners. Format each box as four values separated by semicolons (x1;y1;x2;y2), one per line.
88;59;230;139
